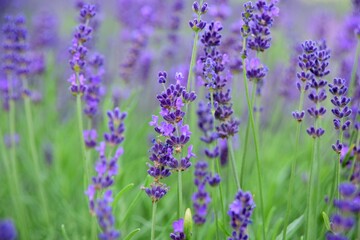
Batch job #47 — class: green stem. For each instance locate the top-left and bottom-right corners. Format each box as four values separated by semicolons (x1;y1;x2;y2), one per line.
76;92;89;190
335;128;344;203
283;89;305;240
240;84;257;186
23;90;51;227
187;32;199;92
151;202;157;240
229;140;240;190
305;138;317;240
177;170;183;219
350;38;360;96
212;186;220;240
209;89;226;219
8;98;30;238
214;154;226;219
242;38;266;240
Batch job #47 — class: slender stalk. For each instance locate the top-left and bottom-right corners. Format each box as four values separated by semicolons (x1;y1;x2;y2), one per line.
208;89;227;219
350;38;360;96
188;31;199;92
151;202;157;240
177;170;183;219
212;186;220;240
214;154;226;219
186;0;203;92
75;89;90;190
23;80;51;227
283;89;305;240
240;84;257;186
335;126;344;202
8;92;29;237
241;38;266;239
305;138;317;240
229;141;240;190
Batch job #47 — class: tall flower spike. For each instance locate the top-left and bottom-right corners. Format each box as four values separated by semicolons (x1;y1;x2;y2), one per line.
192;161;211;225
189;1;208;32
145;72;197;202
228;190;255;240
329;78;352;153
326;183;360;240
305;40;330;138
170;218;186;240
68;4;96;95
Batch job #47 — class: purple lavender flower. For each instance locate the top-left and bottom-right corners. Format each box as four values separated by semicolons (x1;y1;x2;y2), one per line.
228;190;255;240
145;72;196;202
327;182;360;239
329;78;352;153
189;1;208;32
83;129;97;148
104;108;127;147
247;0;279;52
170;218;186;240
304;40;330;138
192;161;211;225
0;219;17;240
1;15;29;109
84;53;105;118
95;190;121;240
245;57;267;82
68;4;96;95
31;11;58;49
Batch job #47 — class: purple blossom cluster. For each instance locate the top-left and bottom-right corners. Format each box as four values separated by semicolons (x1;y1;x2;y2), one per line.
326;183;360;240
68;4;96;96
170;218;186;240
0;219;17;240
246;0;279;53
329;78;352;153
228;190;255;240
83;53;105;118
1;15;29;110
241;1;278;98
85;107;127;240
145;72;196;202
201;21;240;140
192;161;211;225
189;1;208;32
306;41;330;138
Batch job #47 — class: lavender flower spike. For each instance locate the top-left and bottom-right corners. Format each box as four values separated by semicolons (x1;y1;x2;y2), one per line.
0;219;17;240
228;190;255;240
170;219;186;240
145;72;196;202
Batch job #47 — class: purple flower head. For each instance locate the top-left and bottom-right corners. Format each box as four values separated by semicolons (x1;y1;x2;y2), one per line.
246;57;267;82
328;182;360;238
170;218;186;240
146;72;196;202
145;184;169;203
83;129;97;148
104;108;127;147
228;190;255;240
31;11;58;49
192;161;211;225
95;190;120;240
0;219;17;240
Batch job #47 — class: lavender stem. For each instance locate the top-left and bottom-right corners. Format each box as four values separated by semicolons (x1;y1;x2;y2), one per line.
151;202;157;240
242;37;266;240
283;88;305;239
240;85;256;186
23;79;51;228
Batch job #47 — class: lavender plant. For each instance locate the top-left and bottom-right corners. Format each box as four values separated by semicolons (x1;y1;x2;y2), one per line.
228;189;255;240
146;72;196;239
